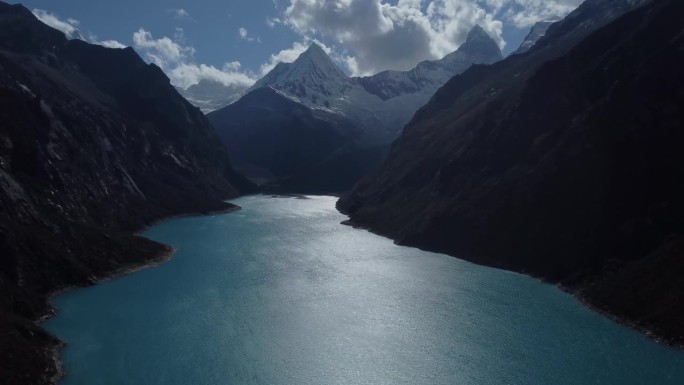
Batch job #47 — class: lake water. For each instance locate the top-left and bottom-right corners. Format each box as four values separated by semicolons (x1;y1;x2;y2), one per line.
45;195;684;385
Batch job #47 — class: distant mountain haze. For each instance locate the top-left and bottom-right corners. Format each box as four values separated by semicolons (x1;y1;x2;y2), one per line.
176;79;248;114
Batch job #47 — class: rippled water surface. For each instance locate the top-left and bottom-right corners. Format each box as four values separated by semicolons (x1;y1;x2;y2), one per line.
45;195;684;385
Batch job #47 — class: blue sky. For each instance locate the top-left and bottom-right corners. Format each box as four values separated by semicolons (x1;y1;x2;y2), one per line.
11;0;583;88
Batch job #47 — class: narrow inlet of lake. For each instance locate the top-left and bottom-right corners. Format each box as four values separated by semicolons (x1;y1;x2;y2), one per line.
45;195;684;385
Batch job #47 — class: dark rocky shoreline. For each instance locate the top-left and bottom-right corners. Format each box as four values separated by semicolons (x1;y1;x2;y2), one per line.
2;202;248;385
0;3;255;383
566;286;684;351
338;0;684;350
42;244;173;385
340;217;684;350
41;204;243;385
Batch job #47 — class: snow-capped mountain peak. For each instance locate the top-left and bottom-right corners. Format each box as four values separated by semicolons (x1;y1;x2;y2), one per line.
287;43;348;82
466;24;489;41
244;26;504;144
397;24;502;91
254;43;349;88
297;43;337;69
252;42;351;108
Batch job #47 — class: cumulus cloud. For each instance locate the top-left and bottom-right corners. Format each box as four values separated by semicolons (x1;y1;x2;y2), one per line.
281;0;582;75
99;40;127;49
168;63;255;89
266;17;282;28
33;1;584;91
185;38;335;85
32;9;81;38
238;27;252;41
258;38;334;75
168;8;193;21
283;0;504;75
238;27;260;42
132;28;257;89
33;9;129;49
132;28;196;68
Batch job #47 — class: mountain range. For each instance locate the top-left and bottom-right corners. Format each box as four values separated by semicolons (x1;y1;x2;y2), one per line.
209;26;503;192
2;0;684;383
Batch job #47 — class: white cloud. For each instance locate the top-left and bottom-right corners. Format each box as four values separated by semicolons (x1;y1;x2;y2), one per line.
32;9;80;38
266;17;282;27
168;8;193;21
238;27;260;43
258;38;334;76
224;61;242;71
99;40;127;49
33;1;585;92
283;0;504;75
169;63;256;89
132;28;258;89
32;9;130;49
281;0;583;75
239;27;249;39
132;28;195;68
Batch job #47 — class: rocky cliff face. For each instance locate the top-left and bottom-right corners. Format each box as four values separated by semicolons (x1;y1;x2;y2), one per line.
0;3;253;384
339;0;684;344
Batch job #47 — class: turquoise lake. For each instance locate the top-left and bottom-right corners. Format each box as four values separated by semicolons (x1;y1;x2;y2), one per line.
45;195;684;384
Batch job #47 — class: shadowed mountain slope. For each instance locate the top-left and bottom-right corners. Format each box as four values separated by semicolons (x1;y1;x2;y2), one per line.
210;27;502;193
339;0;684;345
0;3;253;384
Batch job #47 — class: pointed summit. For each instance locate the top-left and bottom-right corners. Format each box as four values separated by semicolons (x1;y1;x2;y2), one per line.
437;25;502;71
302;42;327;56
254;42;348;90
288;42;347;80
251;42;351;107
463;25;496;49
455;25;502;62
466;24;489;40
295;42;328;65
